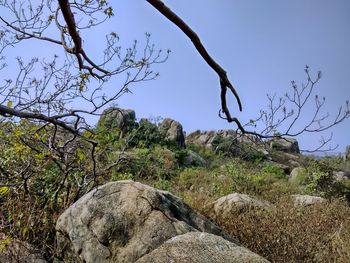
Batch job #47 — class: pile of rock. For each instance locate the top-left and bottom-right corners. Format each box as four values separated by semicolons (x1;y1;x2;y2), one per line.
55;181;269;263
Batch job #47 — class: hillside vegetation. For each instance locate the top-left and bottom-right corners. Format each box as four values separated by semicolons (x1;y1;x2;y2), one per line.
0;111;350;262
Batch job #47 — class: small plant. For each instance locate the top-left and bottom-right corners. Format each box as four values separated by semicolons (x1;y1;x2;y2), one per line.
153;179;171;191
261;163;286;180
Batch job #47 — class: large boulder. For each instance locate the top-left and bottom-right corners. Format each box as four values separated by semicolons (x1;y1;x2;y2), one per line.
270;137;300;154
186;130;236;148
55;181;233;263
159;118;185;148
98;107;136;133
211;193;272;219
135;232;270;263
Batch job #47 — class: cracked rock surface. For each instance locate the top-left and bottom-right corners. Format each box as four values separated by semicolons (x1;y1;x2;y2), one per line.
55;181;233;263
136;232;270;263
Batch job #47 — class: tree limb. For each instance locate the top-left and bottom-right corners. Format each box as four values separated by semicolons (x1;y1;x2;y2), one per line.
146;0;243;117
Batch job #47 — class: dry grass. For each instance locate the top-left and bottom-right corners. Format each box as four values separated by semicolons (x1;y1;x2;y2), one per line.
204;198;350;263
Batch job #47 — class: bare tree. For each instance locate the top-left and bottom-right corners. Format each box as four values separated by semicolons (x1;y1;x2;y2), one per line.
0;0;349;258
238;66;350;152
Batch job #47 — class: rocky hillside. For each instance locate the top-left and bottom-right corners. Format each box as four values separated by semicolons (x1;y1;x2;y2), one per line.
1;107;350;262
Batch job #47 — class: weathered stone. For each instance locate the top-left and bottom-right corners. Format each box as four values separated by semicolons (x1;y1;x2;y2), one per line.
186;130;235;148
291;194;326;206
211;193;272;219
98;107;136;133
56;181;232;263
289;167;307;183
270;137;300;154
333;171;350;181
135;232;270;263
159;118;186;148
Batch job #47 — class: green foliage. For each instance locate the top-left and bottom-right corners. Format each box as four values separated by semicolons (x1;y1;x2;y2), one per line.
213;136;266;163
292;159;350;199
111;172;134;181
153;179;171;191
261;163;286;179
0;186;10;196
127;119;165;148
1;118;349;261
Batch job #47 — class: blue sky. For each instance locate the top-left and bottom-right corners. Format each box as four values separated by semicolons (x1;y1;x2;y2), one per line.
1;0;349;153
111;0;350;153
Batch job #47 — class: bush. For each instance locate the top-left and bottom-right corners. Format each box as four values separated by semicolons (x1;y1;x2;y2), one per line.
300;160;350;199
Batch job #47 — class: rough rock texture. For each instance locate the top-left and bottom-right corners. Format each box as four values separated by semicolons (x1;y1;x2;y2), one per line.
56;181;233;263
333;171;350;181
0;233;46;263
182;150;207;167
186;130;215;147
98;107;136;133
345;145;350;160
291;194;327;206
270;137;300;154
289;167;306;183
159;118;185;148
186;130;237;148
135;232;270;263
211;193;272;219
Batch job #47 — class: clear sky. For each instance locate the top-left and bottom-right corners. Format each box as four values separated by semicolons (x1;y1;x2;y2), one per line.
1;1;350;153
111;0;350;153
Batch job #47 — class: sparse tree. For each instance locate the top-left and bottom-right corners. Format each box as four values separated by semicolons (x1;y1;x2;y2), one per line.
0;0;349;258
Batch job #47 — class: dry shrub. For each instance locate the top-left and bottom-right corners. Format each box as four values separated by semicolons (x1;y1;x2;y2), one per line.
1;192;66;259
207;198;350;262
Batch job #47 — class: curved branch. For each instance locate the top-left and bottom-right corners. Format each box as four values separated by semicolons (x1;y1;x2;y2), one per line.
146;0;242;115
0;104;96;145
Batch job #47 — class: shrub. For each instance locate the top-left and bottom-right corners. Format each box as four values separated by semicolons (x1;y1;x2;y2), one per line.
261;163;286;180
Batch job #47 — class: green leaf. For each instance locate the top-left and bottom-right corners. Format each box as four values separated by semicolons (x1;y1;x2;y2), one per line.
7;101;13;108
0;186;10;196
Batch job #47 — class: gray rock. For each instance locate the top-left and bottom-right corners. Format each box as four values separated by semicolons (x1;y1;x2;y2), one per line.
333;171;350;181
182;150;206;167
211;193;272;219
289;167;307;183
135;232;270;263
291;194;326;206
159;118;185;148
98;107;136;133
186;130;236;148
56;181;232;263
270;137;300;154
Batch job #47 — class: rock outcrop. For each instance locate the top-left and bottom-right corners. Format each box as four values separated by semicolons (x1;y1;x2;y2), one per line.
211;193;272;219
98;107;136;133
135;232;270;263
186;130;236;148
159;118;186;148
55;181;234;263
269;137;300;154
